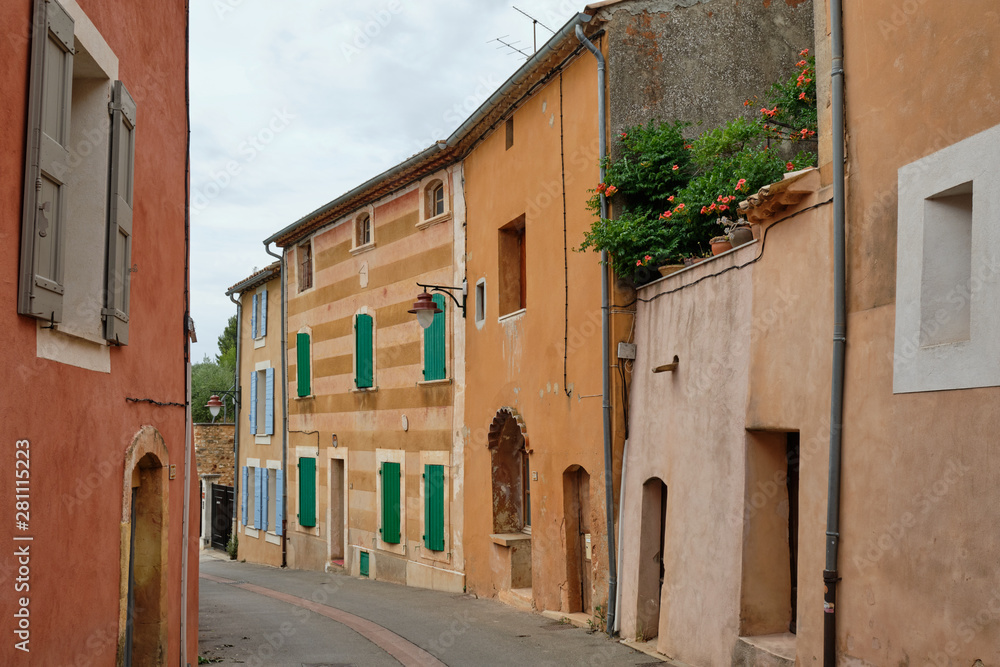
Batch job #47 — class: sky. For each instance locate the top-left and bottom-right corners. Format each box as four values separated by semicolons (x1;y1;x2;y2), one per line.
189;0;586;363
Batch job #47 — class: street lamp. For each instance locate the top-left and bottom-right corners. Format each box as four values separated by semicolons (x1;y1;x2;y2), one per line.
408;280;467;329
206;394;224;422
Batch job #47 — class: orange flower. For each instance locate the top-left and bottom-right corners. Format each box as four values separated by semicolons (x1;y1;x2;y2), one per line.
605;185;618;196
644;255;652;262
735;178;747;191
620;132;628;139
786;162;795;171
596;182;606;193
636;259;642;266
719;204;729;211
796;60;807;67
676;203;685;210
799;92;806;100
800;48;809;56
672;165;679;171
659;211;672;220
668;195;675;202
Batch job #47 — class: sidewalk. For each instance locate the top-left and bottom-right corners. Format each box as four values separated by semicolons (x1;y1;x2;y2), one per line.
198;554;667;666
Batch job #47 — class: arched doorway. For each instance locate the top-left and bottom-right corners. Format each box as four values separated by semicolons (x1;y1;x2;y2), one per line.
118;427;169;666
563;465;592;614
636;477;668;640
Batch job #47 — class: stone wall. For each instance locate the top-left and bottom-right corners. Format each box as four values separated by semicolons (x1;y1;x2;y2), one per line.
194;423;235;487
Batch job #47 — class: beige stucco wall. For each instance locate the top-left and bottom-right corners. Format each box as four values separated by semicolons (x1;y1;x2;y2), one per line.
817;2;1000;664
236;273;285;568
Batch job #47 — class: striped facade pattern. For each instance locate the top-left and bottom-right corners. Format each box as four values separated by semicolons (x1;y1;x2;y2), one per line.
283;167;464;586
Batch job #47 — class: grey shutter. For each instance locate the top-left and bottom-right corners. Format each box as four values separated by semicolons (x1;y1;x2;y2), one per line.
18;0;75;323
260;289;267;337
250;293;258;339
103;80;136;345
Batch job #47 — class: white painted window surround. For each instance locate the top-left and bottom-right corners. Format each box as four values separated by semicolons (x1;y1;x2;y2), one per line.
894;122;1000;393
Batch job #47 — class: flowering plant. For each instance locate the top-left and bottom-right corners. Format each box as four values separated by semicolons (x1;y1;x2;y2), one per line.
580;50;818;281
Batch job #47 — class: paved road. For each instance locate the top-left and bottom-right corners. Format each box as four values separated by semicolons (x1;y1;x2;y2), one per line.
198;552;664;666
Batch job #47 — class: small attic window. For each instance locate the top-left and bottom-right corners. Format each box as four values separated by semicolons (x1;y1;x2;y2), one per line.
505;117;514;150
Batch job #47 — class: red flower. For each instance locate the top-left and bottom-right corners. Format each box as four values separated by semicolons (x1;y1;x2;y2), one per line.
684;144;692;149
605;185;618;196
620;132;628;139
700;206;708;214
596;182;606;193
744;99;751;106
672;165;679;171
668;195;675;202
676;203;685;210
659;211;672;220
636;259;642;266
800;48;809;56
644;255;652;262
735;178;747;191
796;60;807;67
719;204;729;211
786;162;795;171
799;92;806;100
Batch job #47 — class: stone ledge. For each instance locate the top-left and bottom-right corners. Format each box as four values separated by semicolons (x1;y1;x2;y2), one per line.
490;532;532;547
733;633;796;667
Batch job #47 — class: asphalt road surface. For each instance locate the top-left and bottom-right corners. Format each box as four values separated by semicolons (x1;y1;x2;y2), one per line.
198;552;666;666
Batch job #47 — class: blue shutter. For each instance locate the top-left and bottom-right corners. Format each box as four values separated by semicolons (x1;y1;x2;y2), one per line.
260;290;267;337
249;372;257;435
253;468;262;529
241;466;249;527
276;469;284;536
261;469;269;532
251;294;258;339
265;367;275;435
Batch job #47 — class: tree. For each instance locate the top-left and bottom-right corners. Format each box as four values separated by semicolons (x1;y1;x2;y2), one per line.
216;314;237;376
191;356;236;424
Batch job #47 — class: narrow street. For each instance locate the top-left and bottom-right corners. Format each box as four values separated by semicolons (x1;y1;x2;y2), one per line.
198;552;665;666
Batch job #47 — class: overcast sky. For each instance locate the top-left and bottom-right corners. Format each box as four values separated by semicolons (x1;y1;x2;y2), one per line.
189;0;584;363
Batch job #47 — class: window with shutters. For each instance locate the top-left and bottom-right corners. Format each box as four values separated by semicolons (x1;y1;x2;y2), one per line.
250;363;274;441
296;332;311;397
298;457;317;528
19;0;137;367
422;295;447;382
380;461;401;544
243;464;257;534
265;462;280;536
354;312;374;389
252;286;267;345
423;464;446;552
298;241;312;292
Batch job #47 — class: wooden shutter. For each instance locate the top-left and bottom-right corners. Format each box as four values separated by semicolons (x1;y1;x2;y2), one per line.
18;0;74;322
250;294;258;339
424;464;445;551
359;551;369;577
380;461;401;544
249;371;257;435
423;295;446;381
355;314;373;388
296;333;311;397
103;80;136;345
275;469;284;536
261;469;269;532
264;367;274;435
253;468;262;529
298;457;316;527
260;289;267;336
241;466;248;527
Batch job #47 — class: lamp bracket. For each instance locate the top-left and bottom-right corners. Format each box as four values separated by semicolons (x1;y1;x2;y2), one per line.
416;282;467;318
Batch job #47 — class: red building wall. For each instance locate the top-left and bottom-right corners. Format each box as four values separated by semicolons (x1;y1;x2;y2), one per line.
0;0;196;663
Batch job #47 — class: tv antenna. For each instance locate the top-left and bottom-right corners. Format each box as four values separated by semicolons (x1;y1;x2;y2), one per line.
512;6;555;53
490;35;530;59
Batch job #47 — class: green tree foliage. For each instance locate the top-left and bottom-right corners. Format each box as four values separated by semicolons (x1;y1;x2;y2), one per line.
192;356;236;424
216;314;238;376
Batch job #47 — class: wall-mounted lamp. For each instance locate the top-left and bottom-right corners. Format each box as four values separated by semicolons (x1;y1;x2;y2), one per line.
652;355;680;373
205;394;224;419
408;280;467;328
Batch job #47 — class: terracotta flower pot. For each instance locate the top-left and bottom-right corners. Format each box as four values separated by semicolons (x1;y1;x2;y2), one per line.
710;237;732;256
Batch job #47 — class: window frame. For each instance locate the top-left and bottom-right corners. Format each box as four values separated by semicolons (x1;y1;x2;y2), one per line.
298;241;313;293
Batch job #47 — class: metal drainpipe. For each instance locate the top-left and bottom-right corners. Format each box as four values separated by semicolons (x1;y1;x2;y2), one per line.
180;2;192;661
228;292;242;548
824;0;847;663
265;242;288;567
576;24;618;637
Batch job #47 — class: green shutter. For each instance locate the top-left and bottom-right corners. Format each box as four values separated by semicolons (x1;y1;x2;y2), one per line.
297;332;311;397
380;461;400;544
359;551;369;577
423;295;446;381
355;314;373;388
424;465;445;551
298;457;316;527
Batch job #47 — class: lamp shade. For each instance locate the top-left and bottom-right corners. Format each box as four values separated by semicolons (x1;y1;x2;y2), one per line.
407;292;442;329
205;394;223;418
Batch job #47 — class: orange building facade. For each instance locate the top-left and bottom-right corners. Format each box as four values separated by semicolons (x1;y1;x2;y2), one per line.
0;0;196;664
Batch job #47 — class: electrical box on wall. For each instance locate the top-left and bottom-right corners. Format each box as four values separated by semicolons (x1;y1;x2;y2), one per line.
617;342;636;360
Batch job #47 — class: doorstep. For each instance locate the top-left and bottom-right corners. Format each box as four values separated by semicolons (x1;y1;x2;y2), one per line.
497;587;534;612
734;633;796;667
540;610;591;630
619;638;694;667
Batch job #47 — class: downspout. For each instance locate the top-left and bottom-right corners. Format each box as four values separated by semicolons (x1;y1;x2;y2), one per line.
576;24;618;638
265;242;288;568
823;0;846;664
180;0;192;662
228;292;242;548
